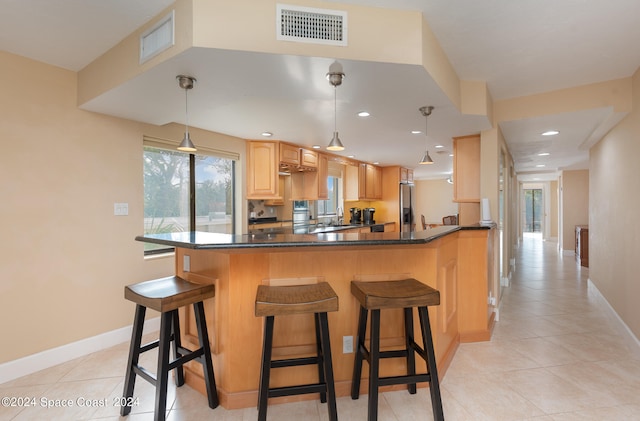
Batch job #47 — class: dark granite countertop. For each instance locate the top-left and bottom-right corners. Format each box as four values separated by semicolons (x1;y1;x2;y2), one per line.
135;224;493;250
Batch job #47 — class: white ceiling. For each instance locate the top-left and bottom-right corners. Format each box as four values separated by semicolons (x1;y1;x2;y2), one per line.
2;0;640;182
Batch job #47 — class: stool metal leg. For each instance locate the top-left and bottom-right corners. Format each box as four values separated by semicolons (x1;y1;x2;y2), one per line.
368;309;381;421
404;307;417;394
155;311;173;421
121;304;145;416
193;301;219;409
257;315;275;421
418;306;444;421
318;312;338;421
351;305;368;399
314;313;327;403
170;309;185;387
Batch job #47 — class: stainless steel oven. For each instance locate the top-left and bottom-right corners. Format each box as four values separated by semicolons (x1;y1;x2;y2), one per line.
293;200;309;227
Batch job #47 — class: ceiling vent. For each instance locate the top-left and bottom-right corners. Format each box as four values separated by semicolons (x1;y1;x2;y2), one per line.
140;10;175;64
277;4;347;46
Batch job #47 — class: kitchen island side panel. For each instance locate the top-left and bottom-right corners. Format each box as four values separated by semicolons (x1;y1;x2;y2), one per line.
165;228;492;409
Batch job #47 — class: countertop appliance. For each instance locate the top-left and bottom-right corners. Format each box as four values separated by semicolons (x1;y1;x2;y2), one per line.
349;207;362;224
363;208;375;225
400;182;415;233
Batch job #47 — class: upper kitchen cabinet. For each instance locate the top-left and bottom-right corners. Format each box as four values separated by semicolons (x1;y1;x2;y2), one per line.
317;153;329;200
453;134;481;203
247;141;279;199
291;152;327;200
279;143;300;166
400;167;414;183
345;162;382;201
279;142;318;172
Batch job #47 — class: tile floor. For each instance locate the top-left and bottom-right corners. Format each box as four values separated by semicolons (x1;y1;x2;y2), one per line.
2;233;640;420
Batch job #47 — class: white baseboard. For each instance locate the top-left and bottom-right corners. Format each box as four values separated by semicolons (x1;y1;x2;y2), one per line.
0;317;160;385
587;279;640;349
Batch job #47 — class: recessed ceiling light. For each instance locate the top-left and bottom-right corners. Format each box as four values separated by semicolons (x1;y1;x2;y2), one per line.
538;152;550;156
536;164;546;168
261;132;273;137
373;161;380;165
435;145;444;148
449;154;454;157
542;130;559;136
358;111;370;117
411;130;422;134
312;145;321;149
347;155;355;158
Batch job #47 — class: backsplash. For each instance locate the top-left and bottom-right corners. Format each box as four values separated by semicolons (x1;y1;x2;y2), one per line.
248;200;271;218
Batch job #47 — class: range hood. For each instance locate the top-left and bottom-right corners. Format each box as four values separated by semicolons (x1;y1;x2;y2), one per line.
279;162;318;173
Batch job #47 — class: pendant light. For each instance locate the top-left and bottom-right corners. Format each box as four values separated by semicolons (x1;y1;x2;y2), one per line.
176;75;197;152
326;61;345;151
418;105;434;165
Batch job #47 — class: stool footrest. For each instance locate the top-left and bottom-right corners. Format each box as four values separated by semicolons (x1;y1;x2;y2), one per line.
139;339;160;354
168;347;204;371
133;365;157;385
378;373;431;387
271;356;320;369
268;383;328;398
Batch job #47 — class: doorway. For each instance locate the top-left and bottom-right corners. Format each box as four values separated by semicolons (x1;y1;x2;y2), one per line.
523;188;543;233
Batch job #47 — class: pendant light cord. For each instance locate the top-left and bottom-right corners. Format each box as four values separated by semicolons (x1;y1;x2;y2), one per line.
184;88;190;136
424;111;428;151
334;86;337;133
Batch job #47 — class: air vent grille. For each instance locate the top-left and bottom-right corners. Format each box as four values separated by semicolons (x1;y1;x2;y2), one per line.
140;10;175;64
277;4;347;46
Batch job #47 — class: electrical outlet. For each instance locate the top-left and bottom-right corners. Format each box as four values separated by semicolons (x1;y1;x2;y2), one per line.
343;336;353;353
183;255;190;272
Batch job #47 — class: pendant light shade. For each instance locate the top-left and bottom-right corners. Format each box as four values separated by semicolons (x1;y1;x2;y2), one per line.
178;132;196;152
327;131;344;151
176;75;197;152
418;105;434;165
419;150;434;164
326;61;345;151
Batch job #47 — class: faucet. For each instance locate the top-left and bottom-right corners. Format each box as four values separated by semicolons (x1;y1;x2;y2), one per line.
335;207;343;225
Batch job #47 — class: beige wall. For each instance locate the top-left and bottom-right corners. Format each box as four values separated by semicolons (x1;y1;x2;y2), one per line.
560;170;589;252
590;67;640;339
414;179;458;225
0;51;245;364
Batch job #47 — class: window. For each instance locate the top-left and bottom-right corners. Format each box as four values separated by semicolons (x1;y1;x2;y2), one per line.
317;176;339;216
143;145;235;254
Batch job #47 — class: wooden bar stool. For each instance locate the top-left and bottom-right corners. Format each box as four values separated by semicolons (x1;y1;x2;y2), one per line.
121;276;219;421
350;278;444;421
255;281;339;421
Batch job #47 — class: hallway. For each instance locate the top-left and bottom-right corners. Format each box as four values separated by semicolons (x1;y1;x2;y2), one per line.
1;234;639;420
440;233;640;419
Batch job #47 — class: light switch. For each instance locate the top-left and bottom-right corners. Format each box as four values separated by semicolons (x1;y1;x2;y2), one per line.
114;203;128;216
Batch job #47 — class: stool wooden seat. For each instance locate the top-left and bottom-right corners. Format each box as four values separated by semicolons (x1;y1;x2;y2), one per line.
121;276;218;421
351;278;444;421
255;282;339;421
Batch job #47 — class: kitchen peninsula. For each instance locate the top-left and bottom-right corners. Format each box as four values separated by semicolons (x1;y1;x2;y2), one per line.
136;225;495;409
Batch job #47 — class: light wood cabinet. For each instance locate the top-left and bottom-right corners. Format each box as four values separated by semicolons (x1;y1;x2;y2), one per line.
279;142;317;170
453;134;481;202
346;163;382;200
291;171;318;200
453;134;481;225
279;143;300;166
400;167;414;183
247;141;279;199
301;149;318;168
317;153;329;200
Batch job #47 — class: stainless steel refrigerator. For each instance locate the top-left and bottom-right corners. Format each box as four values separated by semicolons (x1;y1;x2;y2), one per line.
399;183;415;233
